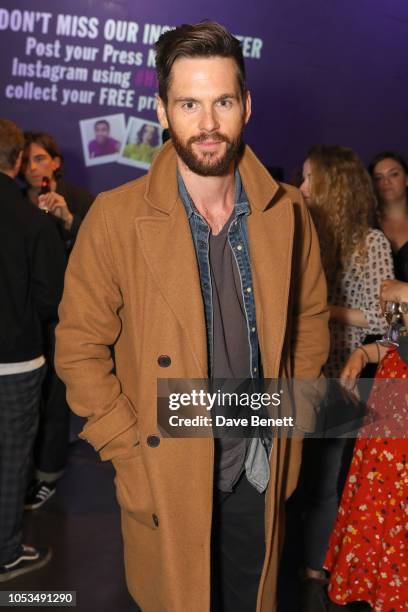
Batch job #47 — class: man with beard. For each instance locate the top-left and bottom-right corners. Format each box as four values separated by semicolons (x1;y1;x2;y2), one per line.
55;21;329;612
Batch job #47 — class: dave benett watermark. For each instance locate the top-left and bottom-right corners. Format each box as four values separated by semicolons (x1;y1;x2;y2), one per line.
166;388;293;429
156;377;402;439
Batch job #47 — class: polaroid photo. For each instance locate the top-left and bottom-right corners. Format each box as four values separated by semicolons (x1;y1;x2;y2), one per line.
117;117;163;171
80;113;126;167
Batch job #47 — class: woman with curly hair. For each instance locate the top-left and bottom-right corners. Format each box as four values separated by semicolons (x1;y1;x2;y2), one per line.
298;145;395;611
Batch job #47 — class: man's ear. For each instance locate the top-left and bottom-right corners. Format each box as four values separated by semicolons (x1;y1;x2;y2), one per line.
244;90;252;125
156;95;169;129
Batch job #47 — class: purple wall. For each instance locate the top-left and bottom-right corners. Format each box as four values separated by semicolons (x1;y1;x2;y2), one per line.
0;0;407;195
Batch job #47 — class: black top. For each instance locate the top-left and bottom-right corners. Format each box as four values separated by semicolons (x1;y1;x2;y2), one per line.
22;178;94;253
56;178;93;251
393;241;408;282
394;243;408;362
0;172;66;362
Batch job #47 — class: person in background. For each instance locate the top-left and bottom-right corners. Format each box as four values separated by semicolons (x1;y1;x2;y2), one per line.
298;145;394;611
21;131;93;510
123;123;161;165
88;119;120;158
0;118;65;581
325;278;408;611
22;131;93;253
369;151;408;282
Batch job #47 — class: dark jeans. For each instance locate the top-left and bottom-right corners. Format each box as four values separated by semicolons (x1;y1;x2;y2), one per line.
33;322;70;478
301;437;348;570
211;474;266;612
33;366;70;476
0;366;45;563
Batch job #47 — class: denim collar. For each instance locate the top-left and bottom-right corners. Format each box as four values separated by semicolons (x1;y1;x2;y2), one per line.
177;168;250;220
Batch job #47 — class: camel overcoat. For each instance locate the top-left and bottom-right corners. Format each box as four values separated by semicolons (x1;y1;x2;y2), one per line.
55;141;329;611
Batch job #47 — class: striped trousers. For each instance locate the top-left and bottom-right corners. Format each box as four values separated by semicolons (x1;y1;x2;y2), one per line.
0;366;45;564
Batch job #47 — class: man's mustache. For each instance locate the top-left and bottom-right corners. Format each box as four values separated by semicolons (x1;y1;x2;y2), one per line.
188;132;230;145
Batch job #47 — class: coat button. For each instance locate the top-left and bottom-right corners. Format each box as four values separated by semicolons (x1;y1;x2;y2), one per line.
147;435;160;448
152;513;159;527
158;355;171;367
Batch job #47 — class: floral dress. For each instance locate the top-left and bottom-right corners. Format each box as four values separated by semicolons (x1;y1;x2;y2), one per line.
325;228;394;377
325;348;408;611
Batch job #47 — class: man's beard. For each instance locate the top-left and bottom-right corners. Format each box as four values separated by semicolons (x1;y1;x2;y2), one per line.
167;123;244;177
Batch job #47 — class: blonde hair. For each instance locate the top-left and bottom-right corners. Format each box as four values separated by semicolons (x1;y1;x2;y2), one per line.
307;145;374;284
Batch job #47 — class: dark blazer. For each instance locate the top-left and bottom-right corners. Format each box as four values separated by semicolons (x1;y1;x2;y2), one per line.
56;178;94;252
0;172;66;362
21;178;94;253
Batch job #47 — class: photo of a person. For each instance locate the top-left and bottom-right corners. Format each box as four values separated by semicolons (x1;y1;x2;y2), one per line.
123;123;160;164
79;114;126;167
88;120;120;158
118;118;162;170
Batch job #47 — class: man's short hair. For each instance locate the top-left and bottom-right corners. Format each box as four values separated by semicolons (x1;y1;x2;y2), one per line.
94;119;110;131
155;20;246;104
0;118;24;171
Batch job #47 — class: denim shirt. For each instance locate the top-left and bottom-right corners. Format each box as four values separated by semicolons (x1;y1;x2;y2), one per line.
178;170;271;493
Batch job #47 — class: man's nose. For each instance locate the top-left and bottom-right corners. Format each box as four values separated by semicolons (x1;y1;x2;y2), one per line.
199;106;220;132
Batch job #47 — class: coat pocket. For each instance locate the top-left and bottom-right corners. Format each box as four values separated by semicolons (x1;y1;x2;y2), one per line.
112;448;156;529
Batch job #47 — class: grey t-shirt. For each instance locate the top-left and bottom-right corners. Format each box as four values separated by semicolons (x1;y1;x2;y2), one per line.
210;212;250;492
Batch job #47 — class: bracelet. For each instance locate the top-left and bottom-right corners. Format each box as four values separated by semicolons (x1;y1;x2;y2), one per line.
356;345;370;364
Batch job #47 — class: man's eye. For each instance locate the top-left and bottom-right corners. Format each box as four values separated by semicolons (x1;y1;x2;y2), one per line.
218;99;232;108
183;101;196;110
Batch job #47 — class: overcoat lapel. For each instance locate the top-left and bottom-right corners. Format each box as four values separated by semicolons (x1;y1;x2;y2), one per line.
239;146;295;377
247;200;294;377
134;205;208;377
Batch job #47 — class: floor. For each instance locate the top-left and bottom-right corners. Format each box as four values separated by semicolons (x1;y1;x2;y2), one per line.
4;433;371;612
279;490;371;612
7;440;137;612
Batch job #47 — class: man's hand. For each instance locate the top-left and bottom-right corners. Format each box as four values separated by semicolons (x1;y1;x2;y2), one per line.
38;192;74;230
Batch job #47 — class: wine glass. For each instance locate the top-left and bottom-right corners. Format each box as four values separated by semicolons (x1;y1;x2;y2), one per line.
378;301;400;347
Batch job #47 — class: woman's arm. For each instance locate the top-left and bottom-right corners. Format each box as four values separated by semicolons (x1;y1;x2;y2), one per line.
330;231;394;330
340;342;387;390
329;305;369;327
360;231;395;333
